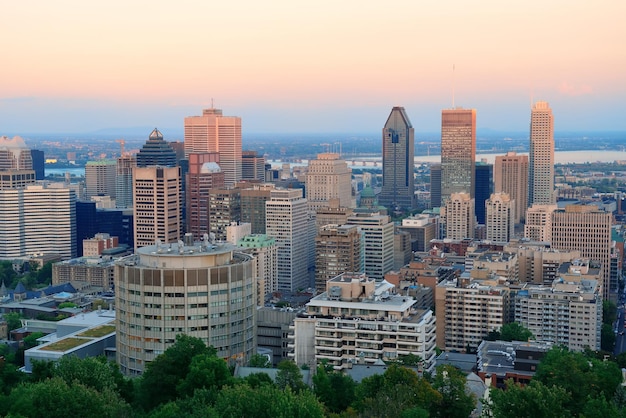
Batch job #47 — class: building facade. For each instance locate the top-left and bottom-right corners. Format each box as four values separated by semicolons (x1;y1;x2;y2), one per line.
185;152;224;237
306;153;353;211
184;108;242;187
314;224;363;293
529;101;555;205
440;108;476;205
290;273;436;372
444;192;475;240
379;107;415;211
485;192;514;242
346;212;394;280
133;166;181;249
494;152;528;224
85;160;117;200
115;240;256;375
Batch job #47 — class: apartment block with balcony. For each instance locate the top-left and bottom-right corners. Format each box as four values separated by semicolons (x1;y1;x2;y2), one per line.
289;272;436;372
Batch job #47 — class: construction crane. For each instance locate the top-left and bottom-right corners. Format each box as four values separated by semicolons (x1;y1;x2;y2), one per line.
115;139;125;156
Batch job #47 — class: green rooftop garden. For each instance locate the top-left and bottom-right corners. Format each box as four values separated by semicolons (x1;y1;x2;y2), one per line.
77;325;115;338
39;337;90;352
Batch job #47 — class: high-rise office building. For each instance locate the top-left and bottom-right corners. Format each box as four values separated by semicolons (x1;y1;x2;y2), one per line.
430;164;442;209
115;240;256;375
241;150;265;181
85;160;117;200
184;108;242;187
136;128;178;168
306;153;353;211
379;107;415;211
0;183;76;259
30;149;45;180
474;161;493;225
494;152;528;224
443;192;475;240
346;212;394;280
185;153;224;237
240;183;275;235
133;166;181;249
485;192;514;242
440;108;476;205
314;224;363;293
116;155;136;209
551;205;612;299
529;101;555;205
265;188;310;292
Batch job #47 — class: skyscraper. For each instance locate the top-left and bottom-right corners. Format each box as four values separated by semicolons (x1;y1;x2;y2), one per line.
485;192;514;242
30;149;45;180
529;101;555;205
346;212;394;280
440;108;476;205
240;183;275;235
136;128;178;168
429;164;441;209
265;188;310;292
184;108;242;187
208;187;241;241
379;106;415;211
0;135;33;170
494;151;528;224
306;153;353;211
133;166;181;249
314;224;363;293
474;161;493;225
241;150;265;181
116;154;136;209
85;160;117;200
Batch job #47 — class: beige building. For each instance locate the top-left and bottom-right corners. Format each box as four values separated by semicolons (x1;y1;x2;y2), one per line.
133;166;181;249
515;274;602;351
115;240;256;376
485;192;515;242
53;257;116;290
85;160;117;200
315;198;354;233
505;241;580;284
306;153;353;211
0;135;32;170
346;212;394;280
524;204;557;242
494;152;528;223
529;101;555;205
440;108;476;205
184;107;242;187
435;274;510;352
443;192;475;240
290;273;436;372
551;205;612;299
83;233;119;257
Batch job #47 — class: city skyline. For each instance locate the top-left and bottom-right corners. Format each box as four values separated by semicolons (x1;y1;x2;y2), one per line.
2;1;625;134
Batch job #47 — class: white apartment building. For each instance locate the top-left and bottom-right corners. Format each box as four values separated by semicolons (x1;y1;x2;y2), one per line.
346;212;394;280
289;272;436;372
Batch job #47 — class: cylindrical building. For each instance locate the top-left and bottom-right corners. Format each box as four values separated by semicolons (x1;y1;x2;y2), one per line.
115;238;256;376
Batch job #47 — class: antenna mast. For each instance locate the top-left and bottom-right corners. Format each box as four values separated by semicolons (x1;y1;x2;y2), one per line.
452;64;455;108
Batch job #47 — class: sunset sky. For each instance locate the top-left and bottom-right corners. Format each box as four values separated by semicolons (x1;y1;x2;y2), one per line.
1;0;625;135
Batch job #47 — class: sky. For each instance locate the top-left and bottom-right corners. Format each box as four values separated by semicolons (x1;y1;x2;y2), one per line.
1;0;625;136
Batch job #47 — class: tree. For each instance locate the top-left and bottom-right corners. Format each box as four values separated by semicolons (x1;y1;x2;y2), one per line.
603;301;618;326
2;312;22;332
275;360;306;392
214;383;325;418
313;363;356;414
354;364;442;417
176;353;233;399
0;377;131;418
248;353;272;368
602;323;617;351
243;372;274;389
135;334;213;411
499;322;534;342
431;365;475;418
534;347;623;413
485;379;571;418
